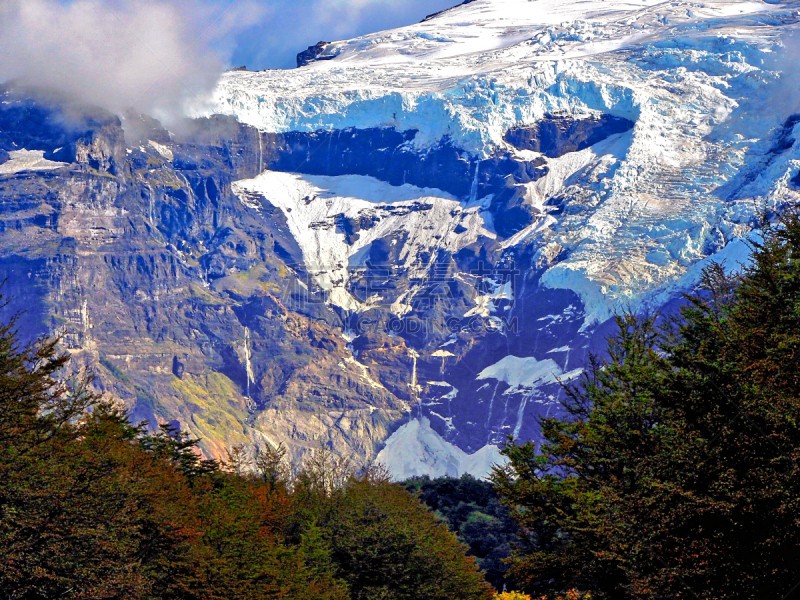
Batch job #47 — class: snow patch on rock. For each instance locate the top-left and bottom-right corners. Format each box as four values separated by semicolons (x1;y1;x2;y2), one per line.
233;171;492;311
376;417;506;480
0;150;67;175
477;355;583;391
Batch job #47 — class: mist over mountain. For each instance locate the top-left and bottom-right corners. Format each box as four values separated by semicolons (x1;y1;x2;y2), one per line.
0;0;264;123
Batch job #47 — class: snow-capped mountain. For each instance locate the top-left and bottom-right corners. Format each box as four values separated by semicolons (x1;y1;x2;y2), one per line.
2;0;800;479
192;0;800;476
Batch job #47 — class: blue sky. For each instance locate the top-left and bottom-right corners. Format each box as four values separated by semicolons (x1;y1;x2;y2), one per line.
223;0;460;70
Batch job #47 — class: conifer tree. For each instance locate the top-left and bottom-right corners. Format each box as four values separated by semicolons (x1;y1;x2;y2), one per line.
494;210;800;599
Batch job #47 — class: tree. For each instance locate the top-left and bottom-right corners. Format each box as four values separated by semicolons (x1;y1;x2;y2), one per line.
318;478;494;600
0;325;345;599
404;475;517;590
493;210;800;599
0;323;154;599
283;450;493;600
254;441;291;489
0;314;495;599
0;337;202;599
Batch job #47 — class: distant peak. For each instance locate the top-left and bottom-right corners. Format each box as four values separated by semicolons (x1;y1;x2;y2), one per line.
422;0;478;23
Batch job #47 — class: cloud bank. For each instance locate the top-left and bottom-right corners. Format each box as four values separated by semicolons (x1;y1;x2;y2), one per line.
0;0;263;123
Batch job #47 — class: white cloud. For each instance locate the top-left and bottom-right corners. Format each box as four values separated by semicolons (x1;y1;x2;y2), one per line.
0;0;460;120
0;0;264;123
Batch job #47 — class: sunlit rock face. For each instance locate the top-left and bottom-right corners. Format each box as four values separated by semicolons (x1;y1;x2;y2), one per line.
5;0;800;477
0;88;406;465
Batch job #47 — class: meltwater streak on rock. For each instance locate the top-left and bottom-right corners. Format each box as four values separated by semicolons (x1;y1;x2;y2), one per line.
244;326;254;399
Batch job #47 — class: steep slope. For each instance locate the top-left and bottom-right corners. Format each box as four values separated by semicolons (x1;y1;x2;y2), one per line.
0;88;408;465
199;0;800;474
3;0;800;477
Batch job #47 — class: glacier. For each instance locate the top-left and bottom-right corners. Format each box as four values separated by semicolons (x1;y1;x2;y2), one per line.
193;0;800;478
207;0;800;325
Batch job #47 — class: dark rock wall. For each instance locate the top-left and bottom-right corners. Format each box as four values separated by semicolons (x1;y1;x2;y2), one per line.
0;87;637;462
297;42;337;68
504;113;634;157
254;127;548;203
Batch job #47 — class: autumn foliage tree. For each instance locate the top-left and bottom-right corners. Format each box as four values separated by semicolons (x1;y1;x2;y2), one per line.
0;318;492;599
493;210;800;599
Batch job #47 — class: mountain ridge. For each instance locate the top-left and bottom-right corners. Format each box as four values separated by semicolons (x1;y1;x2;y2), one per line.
2;0;800;477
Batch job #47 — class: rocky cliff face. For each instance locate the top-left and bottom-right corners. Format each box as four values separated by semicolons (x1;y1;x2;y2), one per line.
0;86;411;464
4;0;800;478
0;81;604;469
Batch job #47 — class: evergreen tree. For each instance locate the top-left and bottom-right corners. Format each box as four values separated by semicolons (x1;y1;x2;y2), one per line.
493;210;800;599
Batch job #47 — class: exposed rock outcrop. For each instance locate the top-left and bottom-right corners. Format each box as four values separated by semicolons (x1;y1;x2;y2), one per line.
297;42;336;68
504;114;634;158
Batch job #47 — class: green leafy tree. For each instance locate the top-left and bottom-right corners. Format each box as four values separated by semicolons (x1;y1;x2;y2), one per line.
282;449;493;600
318;478;494;600
404;475;517;590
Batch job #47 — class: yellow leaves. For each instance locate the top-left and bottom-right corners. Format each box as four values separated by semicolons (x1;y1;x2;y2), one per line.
495;590;591;600
495;592;532;600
